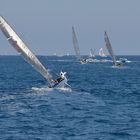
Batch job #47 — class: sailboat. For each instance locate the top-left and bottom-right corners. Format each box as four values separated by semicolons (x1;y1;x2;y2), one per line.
86;48;99;63
98;47;110;62
99;48;106;57
98;47;112;62
0;16;68;88
72;26;87;64
90;48;95;58
104;31;123;67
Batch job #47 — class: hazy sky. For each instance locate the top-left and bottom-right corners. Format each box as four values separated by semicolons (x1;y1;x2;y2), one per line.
0;0;140;55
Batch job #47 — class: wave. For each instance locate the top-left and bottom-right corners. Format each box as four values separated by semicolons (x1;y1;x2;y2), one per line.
31;86;72;93
48;59;74;62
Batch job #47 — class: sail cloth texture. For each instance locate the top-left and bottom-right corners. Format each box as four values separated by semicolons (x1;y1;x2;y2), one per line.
104;31;116;65
0;16;53;84
72;26;81;60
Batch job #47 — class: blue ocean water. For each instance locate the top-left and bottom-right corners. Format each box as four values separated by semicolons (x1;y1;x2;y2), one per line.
0;55;140;140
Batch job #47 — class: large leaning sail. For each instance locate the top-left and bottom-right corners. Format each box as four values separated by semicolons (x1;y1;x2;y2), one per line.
104;31;116;65
72;26;81;60
0;16;53;85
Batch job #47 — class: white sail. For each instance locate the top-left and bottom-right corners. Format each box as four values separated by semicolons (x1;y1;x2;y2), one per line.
89;48;95;58
104;31;116;65
99;48;106;57
72;26;81;60
0;16;53;84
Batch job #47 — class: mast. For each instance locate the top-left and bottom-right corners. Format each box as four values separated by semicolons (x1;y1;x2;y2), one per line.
104;31;116;65
72;26;81;60
0;16;53;84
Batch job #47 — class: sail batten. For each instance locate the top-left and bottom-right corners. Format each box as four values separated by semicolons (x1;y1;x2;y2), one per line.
72;26;81;60
104;31;116;65
0;16;53;84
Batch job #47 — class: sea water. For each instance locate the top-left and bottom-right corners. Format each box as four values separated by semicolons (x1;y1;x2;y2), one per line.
0;55;140;140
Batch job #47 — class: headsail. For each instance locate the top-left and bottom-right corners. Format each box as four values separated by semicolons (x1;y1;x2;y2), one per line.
104;31;116;65
0;16;53;84
99;48;106;57
72;26;81;60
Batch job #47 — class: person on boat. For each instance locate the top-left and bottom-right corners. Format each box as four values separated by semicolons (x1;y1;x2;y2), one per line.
116;63;123;67
54;71;66;83
114;61;123;67
80;58;87;64
48;71;67;88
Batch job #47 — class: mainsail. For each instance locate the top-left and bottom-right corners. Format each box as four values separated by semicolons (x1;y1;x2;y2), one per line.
0;16;53;84
72;26;81;60
99;48;106;57
104;31;116;65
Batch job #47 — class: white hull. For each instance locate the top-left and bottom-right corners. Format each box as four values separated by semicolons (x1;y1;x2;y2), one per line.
116;58;131;64
50;77;68;88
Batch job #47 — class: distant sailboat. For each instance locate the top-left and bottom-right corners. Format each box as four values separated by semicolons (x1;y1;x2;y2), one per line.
86;48;100;63
99;48;106;57
0;16;68;88
89;48;95;58
72;26;87;64
104;31;123;66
